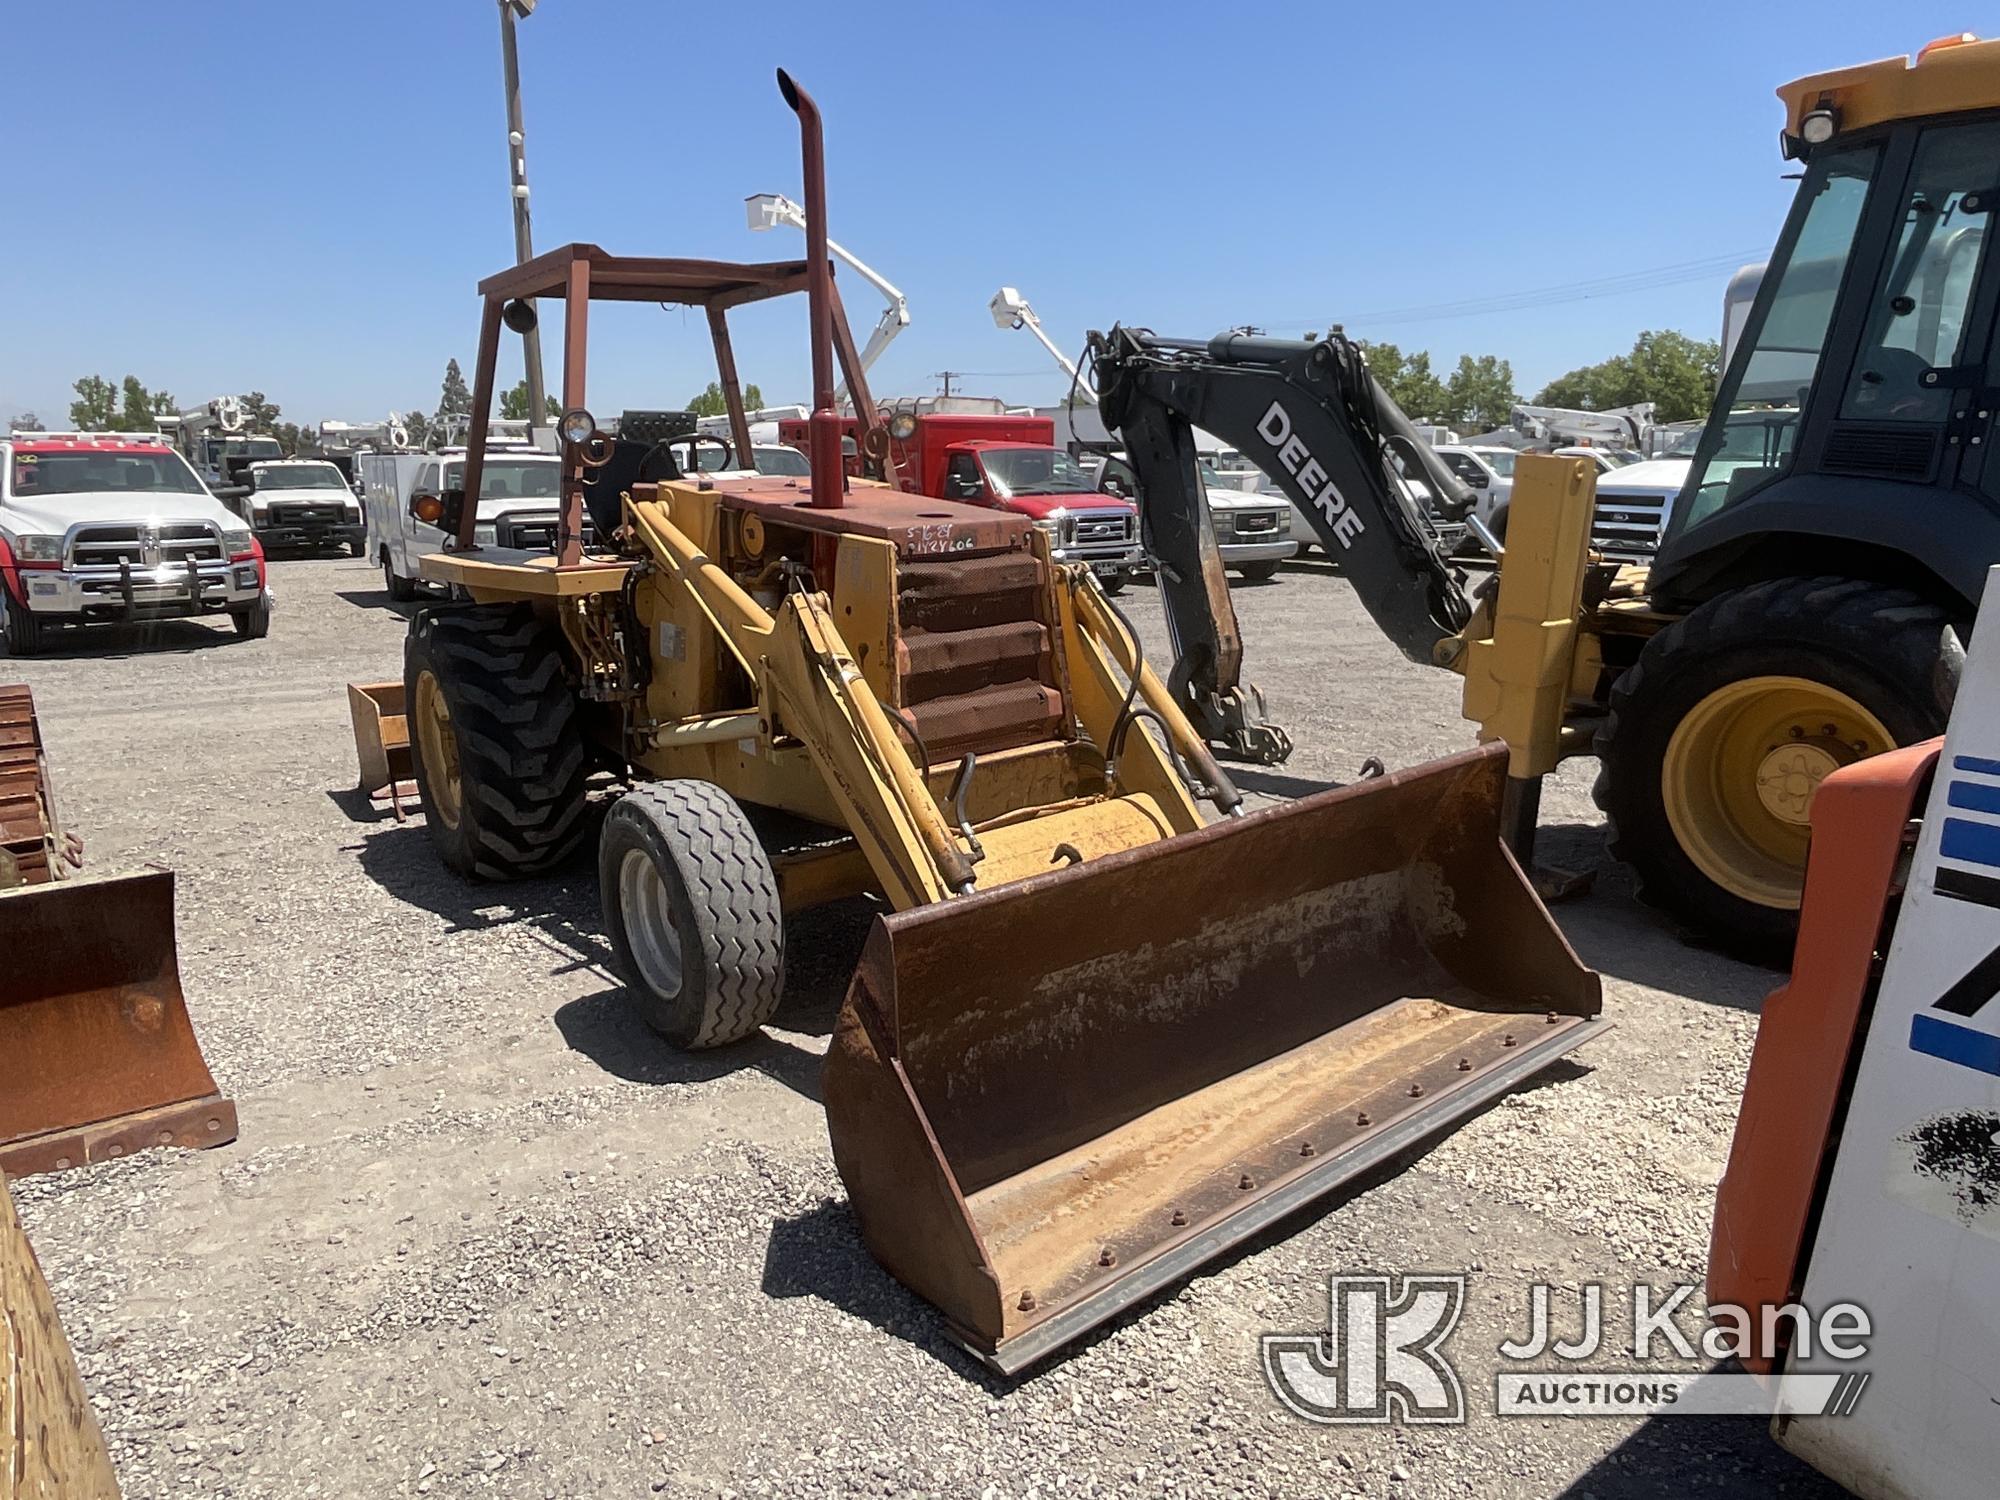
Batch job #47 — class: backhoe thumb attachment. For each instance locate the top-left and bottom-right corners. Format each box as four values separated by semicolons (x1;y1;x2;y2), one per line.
823;742;1603;1373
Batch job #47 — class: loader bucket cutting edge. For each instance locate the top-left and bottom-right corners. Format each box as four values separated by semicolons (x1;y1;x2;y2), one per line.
822;741;1605;1374
0;869;237;1179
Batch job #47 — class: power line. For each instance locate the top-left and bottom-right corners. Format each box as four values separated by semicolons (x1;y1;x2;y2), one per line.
1262;249;1764;331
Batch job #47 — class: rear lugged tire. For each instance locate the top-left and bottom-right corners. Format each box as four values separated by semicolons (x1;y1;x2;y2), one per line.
403;604;590;880
600;781;784;1049
1594;575;1960;957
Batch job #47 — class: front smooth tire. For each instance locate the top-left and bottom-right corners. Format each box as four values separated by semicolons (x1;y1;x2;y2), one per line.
599;781;785;1050
2;592;45;656
230;596;271;639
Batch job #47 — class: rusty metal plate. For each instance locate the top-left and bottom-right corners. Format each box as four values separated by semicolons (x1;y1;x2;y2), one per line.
722;484;1030;559
0;871;238;1179
823;741;1605;1372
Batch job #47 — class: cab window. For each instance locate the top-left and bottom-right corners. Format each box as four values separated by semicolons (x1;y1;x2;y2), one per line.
943;454;984;500
1840;120;2000;423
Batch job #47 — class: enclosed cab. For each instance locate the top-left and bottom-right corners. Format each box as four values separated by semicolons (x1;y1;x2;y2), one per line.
360;446;564;601
228;459;365;555
779;410;1145;588
0;432;270;652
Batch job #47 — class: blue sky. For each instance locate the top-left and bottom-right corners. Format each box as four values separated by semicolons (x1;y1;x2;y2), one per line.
0;4;1982;428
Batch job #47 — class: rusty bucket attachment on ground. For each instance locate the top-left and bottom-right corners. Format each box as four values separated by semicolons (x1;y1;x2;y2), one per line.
0;870;238;1178
824;742;1605;1373
347;681;417;819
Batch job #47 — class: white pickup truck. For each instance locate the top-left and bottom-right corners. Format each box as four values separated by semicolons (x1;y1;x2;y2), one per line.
226;458;366;555
0;432;271;654
361;447;565;601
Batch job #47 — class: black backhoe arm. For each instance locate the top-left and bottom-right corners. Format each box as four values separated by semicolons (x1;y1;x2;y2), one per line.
1090;326;1476;762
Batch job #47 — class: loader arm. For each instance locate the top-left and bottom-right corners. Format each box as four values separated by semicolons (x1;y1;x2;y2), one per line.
1090;326;1476;762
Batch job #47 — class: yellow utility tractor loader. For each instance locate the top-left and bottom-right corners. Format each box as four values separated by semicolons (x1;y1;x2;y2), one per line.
0;684;236;1178
380;70;1605;1372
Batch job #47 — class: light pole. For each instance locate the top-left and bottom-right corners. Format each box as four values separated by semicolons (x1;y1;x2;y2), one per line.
498;0;546;434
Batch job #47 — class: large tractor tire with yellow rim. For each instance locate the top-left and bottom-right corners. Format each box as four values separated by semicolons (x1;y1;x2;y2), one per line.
1594;575;1961;959
404;604;592;880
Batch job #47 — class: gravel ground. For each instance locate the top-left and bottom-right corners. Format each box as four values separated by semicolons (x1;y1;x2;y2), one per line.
6;552;1846;1499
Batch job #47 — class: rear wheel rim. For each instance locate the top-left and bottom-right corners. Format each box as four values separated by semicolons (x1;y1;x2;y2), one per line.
412;668;463;830
618;848;683;997
1663;674;1893;910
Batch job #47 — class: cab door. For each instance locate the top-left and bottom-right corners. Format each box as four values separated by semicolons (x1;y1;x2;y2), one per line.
1831;118;2000;497
940;452;992;507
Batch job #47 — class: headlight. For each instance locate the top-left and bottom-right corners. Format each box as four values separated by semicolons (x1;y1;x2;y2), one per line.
13;533;63;562
474;524;499;547
219;527;254;556
886;410;918;442
558;408;597;446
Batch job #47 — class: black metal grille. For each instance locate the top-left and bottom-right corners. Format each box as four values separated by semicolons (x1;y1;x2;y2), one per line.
1822;423;1939;481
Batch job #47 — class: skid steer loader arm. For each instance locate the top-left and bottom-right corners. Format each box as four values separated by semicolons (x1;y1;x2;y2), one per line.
825;741;1605;1373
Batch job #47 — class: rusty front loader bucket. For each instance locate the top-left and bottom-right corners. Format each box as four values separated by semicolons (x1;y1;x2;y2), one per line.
0;870;237;1178
824;742;1605;1373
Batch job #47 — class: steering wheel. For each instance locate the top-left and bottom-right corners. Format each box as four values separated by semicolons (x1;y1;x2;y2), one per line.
669;432;737;475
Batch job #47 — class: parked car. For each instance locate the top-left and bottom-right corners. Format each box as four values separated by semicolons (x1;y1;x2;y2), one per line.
0;431;270;653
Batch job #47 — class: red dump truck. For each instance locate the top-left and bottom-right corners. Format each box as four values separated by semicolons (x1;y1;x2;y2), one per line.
779;410;1145;591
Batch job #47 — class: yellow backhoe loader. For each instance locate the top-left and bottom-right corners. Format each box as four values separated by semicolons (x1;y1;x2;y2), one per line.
0;684;236;1179
1092;32;2000;959
372;70;1605;1372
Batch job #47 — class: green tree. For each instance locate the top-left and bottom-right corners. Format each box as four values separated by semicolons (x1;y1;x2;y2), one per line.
686;380;764;417
1354;341;1448;420
402;408;430;448
274;422;302;455
1534;330;1720;423
499;380;560;422
71;375;173;432
69;375;118;430
434;358;473;435
237;391;281;434
119;376;163;432
8;411;44;433
1442;354;1518;430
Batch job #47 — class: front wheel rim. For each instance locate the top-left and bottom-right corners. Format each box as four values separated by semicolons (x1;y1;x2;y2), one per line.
1662;674;1894;910
618;848;683;997
412;668;464;830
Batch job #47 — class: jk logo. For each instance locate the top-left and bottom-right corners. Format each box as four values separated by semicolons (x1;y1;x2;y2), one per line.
1261;1274;1466;1425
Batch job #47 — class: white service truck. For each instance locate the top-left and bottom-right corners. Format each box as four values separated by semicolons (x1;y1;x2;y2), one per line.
361;447;565;601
